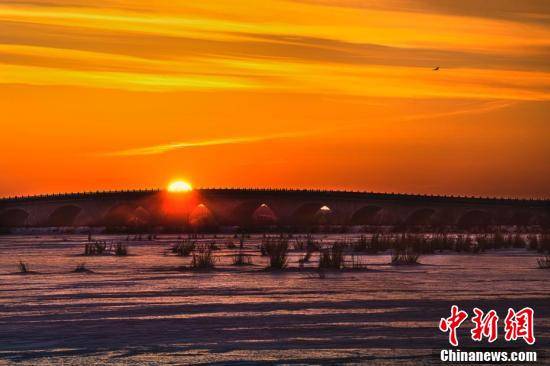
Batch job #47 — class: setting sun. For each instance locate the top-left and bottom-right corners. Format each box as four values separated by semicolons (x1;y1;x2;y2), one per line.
167;180;193;193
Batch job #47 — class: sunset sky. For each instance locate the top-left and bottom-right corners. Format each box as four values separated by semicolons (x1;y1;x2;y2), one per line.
1;0;549;198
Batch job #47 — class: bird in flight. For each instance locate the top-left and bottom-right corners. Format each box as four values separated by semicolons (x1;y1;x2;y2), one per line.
433;66;440;71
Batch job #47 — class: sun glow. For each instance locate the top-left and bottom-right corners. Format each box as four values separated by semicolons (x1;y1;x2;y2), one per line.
167;180;193;192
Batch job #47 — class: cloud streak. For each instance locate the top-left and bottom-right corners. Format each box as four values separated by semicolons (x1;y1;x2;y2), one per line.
400;100;516;121
102;100;514;158
1;1;549;100
102;131;310;157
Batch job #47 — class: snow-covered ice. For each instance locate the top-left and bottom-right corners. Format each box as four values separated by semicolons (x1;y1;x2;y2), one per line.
0;234;548;365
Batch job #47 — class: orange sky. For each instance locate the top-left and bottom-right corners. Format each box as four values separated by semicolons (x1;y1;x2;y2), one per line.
1;0;549;198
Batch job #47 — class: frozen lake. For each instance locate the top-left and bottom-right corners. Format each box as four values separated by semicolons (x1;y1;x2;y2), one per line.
0;234;548;365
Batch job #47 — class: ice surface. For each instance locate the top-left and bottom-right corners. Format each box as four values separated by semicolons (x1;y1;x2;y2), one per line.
0;234;548;365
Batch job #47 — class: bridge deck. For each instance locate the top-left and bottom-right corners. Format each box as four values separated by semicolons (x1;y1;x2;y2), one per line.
1;188;548;206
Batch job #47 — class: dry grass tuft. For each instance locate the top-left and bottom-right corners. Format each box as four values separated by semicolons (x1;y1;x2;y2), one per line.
114;243;128;256
391;249;420;265
17;260;29;273
171;240;195;256
191;245;216;270
73;263;93;273
537;256;550;269
319;243;345;270
84;241;107;256
232;251;253;266
263;237;289;270
348;254;368;270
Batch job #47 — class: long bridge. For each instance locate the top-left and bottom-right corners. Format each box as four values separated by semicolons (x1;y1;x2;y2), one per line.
0;188;549;230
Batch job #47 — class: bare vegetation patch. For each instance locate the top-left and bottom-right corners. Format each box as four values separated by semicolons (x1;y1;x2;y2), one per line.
17;260;29;274
348;254;368;270
263;237;289;270
391;249;420;265
84;241;107;256
319;243;345;270
537;256;550;269
191;245;216;270
298;250;313;265
171;240;195;256
73;263;93;273
232;251;253;266
114;243;128;256
84;241;128;256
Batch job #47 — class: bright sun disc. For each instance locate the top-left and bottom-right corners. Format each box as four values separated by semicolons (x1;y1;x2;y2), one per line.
167;180;193;192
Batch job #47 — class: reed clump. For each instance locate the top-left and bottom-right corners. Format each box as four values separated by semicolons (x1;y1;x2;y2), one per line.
371;233;393;253
73;263;92;273
351;233;391;253
114;243;128;256
493;232;507;249
299;249;313;265
348;254;368;270
293;239;305;251
18;260;29;273
430;233;454;252
232;251;253;266
509;234;527;249
171;240;195;256
454;235;473;252
475;235;491;252
208;242;220;251
191;245;216;270
391;248;420;265
319;243;345;270
305;235;321;253
390;234;431;254
528;234;539;251
263;237;289;270
84;241;107;256
352;235;368;252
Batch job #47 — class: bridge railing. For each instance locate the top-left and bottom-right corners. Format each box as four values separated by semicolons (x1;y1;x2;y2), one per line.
0;189;162;203
195;188;548;206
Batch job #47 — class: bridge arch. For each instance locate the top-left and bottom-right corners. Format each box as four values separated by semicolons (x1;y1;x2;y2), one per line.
103;203;152;226
103;203;136;226
189;203;217;228
406;208;436;226
350;206;382;225
252;203;278;225
0;209;29;227
290;203;337;225
46;205;82;226
230;201;278;226
457;210;493;229
132;206;152;226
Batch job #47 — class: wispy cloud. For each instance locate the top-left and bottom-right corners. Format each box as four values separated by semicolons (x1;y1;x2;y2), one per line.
101;131;309;157
400;100;516;121
1;1;550;100
292;0;550;25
